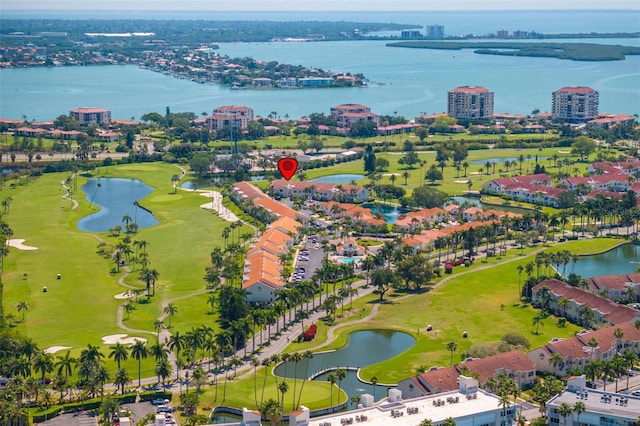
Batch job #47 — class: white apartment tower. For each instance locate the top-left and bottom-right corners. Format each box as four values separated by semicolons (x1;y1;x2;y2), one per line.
552;86;599;123
447;86;494;120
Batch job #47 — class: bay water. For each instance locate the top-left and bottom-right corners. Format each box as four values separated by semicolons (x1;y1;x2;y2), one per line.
1;10;639;120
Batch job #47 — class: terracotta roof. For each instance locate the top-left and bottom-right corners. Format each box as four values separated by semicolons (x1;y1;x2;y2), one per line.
555;86;597;94
533;279;639;325
548;337;592;360
459;350;535;384
576;322;640;353
450;86;491;94
588;272;640;291
415;366;459;393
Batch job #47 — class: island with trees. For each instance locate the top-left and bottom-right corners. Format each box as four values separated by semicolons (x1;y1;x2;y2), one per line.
386;41;640;61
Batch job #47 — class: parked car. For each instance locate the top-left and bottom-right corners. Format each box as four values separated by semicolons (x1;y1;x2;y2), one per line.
152;398;170;405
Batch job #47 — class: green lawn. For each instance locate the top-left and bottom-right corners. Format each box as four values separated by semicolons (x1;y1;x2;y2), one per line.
284;146;590;200
197;373;346;414
0;157;624;413
2;162;249;374
284;238;618;384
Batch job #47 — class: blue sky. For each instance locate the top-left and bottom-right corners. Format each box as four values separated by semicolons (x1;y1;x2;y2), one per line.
3;0;639;10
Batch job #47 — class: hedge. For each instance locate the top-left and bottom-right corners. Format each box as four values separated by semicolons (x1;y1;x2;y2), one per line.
139;390;173;402
31;406;64;423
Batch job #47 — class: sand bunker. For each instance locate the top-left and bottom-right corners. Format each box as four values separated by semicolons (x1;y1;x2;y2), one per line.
557;150;570;154
101;334;147;345
454;180;471;184
114;291;133;300
44;346;71;354
7;239;39;250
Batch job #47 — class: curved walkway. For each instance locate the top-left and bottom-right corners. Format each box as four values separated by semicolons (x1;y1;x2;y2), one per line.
60;174;78;209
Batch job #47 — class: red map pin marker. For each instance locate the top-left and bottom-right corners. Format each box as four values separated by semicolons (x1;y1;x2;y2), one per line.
278;157;298;180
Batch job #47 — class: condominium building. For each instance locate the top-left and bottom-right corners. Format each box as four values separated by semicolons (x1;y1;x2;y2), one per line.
426;25;445;39
330;104;380;129
447;86;494;120
69;107;112;125
551;87;599;123
205;105;254;131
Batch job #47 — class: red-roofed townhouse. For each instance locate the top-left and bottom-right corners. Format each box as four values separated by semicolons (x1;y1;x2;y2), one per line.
460;350;536;388
532;279;640;327
586;272;640;303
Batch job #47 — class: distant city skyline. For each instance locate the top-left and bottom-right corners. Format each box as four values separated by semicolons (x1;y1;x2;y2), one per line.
3;0;639;11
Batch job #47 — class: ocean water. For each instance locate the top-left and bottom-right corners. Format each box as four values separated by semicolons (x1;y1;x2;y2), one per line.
1;10;639;120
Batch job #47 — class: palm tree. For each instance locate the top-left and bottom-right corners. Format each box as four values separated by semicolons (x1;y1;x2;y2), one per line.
153;319;164;340
16;301;28;322
260;357;274;407
129;340;147;388
558;402;573;425
155;359;172;388
114;368;132;394
168;331;186;361
32;351;53;383
327;373;337;413
278;380;289;412
447;341;457;366
108;342;129;370
54;350;76;380
549;352;565;375
261;398;283;426
532;313;546;335
573;401;585;425
163;303;178;328
370;375;379;400
443;417;456;426
95;365;111;399
402;171;410;185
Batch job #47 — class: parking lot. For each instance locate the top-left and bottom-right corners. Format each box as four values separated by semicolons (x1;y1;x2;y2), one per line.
292;235;324;283
37;399;178;426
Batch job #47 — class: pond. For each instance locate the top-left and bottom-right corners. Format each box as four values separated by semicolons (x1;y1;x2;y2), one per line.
450;196;531;215
309;174;365;184
77;178;159;232
274;329;415;402
361;203;410;224
571;243;640;279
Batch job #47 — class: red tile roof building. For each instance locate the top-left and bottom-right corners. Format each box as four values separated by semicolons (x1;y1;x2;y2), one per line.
243;216;302;303
532;279;640;327
528;322;640;376
206;105;254;131
397;350;535;398
330;104;380;129
232;181;308;222
483;174;564;207
270;180;369;203
585;272;640;303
